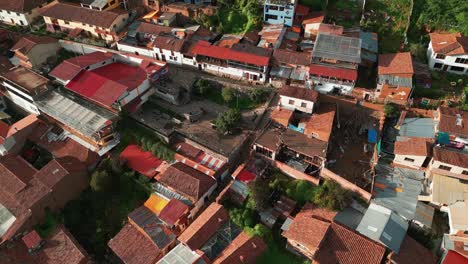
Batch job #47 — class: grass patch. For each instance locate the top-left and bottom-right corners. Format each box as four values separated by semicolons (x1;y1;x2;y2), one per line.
412;71;467;100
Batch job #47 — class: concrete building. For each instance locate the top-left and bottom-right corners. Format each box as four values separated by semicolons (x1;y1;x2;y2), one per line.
191;41;271;83
263;0;297;27
41;2;129;43
0;115;39;156
80;0;121;11
427;32;468;75
0;66;50;114
0;0;51;26
278;85;318;114
308;33;361;94
10;35;60;69
393;137;432;169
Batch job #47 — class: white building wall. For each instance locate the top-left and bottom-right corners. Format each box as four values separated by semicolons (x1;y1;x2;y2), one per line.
0;137;16;156
427;42;468;75
263;2;295;27
3;82;41;114
430;160;468;175
304;23;320;38
201;63;267;83
117;43;156;58
312;81;354;95
393;154;427;169
279;95;314;114
0;10;29;26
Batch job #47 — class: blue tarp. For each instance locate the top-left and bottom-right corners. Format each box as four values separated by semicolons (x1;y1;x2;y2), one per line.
437;132;449;145
368;129;378;143
288;124;304;133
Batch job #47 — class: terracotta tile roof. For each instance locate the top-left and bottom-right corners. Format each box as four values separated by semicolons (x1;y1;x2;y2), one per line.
377;84;412;102
432;146;468;168
153;35;185;52
158;198;189;227
158;162;217;203
394;137;432;156
212;232;267;264
0;0;48;12
388;235;437;264
438;107;468;137
41;2;126;28
22;230;42;249
0;114;38;144
2;66;49;93
318;23;344;36
302;12;325;25
430;32;468;55
14;177;49;210
174;142;203;160
49;51;114;81
0;155;37;194
0;226;88;264
272;49;312;66
178;202;229;250
279;85;319;102
303;103;336;142
314;222;386;264
34;157;86;189
108;223;161;264
378;52;414;75
10;35;57;54
309;64;358;81
271;108;294;127
136;22;173;35
282;203;336;253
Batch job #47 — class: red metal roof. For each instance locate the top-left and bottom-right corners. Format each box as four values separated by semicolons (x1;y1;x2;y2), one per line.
191;41;270;66
49;52;113;81
158;198;189;227
21;231;41;249
443;251;468;264
236;169;256;183
309;64;357;81
119;145;163;178
64;62;147;108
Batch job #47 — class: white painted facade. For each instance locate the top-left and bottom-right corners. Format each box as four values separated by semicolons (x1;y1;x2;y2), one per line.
0;2;47;26
198;62;268;83
429;159;468;176
117;42;186;66
43;13;129;43
303;22;320;38
263;0;296;27
1;81;41;114
310;79;354;95
427;41;468;75
393;154;427;169
279;94;314;114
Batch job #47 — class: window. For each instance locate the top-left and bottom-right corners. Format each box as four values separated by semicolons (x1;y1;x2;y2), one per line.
269;6;279;10
301;102;307;108
288;99;295;105
404;157;415;162
462;170;468;175
266;14;278;20
435;54;446;59
450;66;465;72
19;20;24;26
433;63;443;69
64;21;70;25
279;7;284;11
455;58;468;64
438;165;452;171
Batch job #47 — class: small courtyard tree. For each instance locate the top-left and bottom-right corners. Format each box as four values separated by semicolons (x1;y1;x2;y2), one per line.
222;87;235;103
214;108;241;134
313;179;352;211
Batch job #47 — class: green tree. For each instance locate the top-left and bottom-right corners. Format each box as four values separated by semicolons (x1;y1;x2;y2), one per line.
247;88;267;103
222;87;236;103
90;170;112;193
245;224;272;241
214;108;241;134
313;179;352;211
383;103;400;118
250;176;271;210
194;79;211;95
285;180;316;205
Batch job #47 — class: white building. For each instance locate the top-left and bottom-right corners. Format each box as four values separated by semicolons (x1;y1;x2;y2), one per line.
191;41;271;83
427;32;468;75
429;146;468;177
0;0;50;26
41;2;129;43
278;85;318;114
0;66;50;115
393;137;432;169
263;0;296;27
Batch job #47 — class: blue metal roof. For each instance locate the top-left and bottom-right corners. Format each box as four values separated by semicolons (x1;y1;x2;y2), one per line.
399;118;435;138
360;31;378;53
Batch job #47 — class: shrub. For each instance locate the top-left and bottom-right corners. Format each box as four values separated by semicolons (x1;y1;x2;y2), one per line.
222;87;236;103
90;170;112;193
214;108;241;134
384;103;400;118
194;79;211;95
313;179;352;211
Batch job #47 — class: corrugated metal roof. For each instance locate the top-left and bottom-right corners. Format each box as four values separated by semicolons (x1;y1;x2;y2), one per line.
432;173;468;205
313;33;362;63
373;165;425;220
334;207;364;230
157;243;204;264
414;202;435;228
398;118;435;138
356;203;408;253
